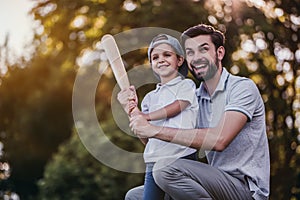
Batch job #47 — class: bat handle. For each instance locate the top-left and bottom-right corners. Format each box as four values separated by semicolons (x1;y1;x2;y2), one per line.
128;99;137;115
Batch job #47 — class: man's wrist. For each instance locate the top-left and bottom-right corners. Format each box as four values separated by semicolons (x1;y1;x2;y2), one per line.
150;124;163;138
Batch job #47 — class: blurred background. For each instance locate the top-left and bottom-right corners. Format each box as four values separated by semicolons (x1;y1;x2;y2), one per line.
0;0;299;199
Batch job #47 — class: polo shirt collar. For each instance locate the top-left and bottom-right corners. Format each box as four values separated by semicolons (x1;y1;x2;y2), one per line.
196;67;230;99
153;76;183;93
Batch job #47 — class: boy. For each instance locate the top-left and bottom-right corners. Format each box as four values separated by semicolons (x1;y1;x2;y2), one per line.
127;34;199;200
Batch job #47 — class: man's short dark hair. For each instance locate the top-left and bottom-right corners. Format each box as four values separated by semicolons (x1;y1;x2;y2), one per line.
181;24;225;50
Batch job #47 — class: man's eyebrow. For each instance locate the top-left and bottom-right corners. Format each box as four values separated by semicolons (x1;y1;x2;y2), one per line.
198;43;209;48
185;43;209;50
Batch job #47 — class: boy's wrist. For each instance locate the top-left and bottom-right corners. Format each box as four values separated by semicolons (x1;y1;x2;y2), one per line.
143;113;151;121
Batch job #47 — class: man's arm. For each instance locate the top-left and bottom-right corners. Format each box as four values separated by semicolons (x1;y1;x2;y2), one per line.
130;110;247;151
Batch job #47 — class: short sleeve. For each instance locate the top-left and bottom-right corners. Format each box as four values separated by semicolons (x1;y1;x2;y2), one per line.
141;93;150;113
175;79;197;104
225;79;261;121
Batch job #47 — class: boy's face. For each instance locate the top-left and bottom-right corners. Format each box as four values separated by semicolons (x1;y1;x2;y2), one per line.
184;35;219;81
150;43;183;81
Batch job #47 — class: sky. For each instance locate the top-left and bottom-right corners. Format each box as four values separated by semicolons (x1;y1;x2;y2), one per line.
0;0;36;62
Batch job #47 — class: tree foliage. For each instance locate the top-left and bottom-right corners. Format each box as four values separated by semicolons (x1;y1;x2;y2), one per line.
36;118;143;200
0;0;299;199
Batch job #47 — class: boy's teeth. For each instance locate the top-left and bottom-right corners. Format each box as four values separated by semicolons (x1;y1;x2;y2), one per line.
158;65;167;68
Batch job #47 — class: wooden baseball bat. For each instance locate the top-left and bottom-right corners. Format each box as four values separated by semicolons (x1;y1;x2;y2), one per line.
101;34;130;90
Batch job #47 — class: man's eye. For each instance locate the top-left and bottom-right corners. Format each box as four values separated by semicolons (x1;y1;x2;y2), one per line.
186;51;194;56
200;47;209;53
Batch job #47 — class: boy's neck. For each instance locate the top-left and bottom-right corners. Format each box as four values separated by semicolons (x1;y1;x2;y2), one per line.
160;75;180;85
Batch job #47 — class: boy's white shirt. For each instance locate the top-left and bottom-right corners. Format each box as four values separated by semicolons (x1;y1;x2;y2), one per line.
141;76;199;163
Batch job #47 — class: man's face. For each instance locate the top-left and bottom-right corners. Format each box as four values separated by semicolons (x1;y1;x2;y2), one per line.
184;35;219;81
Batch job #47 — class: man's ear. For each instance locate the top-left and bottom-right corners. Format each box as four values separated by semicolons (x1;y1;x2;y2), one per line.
217;46;225;60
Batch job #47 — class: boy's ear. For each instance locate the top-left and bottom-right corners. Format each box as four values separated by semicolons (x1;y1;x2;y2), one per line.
177;57;184;66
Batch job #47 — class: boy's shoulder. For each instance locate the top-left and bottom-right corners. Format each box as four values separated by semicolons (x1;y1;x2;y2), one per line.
179;78;196;89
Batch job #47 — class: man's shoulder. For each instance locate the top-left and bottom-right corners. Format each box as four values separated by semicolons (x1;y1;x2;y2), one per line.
227;73;256;88
227;73;249;82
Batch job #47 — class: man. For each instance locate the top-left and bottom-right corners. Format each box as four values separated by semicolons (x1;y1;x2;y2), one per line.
119;24;270;200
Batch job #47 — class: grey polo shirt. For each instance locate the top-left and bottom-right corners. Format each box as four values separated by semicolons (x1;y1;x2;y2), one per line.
196;68;270;200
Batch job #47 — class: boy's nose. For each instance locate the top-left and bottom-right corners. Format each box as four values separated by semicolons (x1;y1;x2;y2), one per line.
158;57;165;63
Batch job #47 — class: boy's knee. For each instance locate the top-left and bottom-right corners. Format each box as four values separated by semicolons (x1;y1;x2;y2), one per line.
124;190;135;200
124;186;144;200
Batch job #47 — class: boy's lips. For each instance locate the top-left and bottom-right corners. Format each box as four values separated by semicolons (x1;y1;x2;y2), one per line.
157;64;169;68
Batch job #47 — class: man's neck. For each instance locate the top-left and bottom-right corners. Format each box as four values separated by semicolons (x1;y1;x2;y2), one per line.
203;67;223;96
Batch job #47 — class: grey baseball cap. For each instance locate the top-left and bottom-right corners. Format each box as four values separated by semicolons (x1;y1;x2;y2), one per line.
147;34;188;77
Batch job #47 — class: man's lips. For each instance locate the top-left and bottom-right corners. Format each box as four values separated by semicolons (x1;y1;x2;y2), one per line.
191;63;208;71
191;63;208;76
192;64;207;69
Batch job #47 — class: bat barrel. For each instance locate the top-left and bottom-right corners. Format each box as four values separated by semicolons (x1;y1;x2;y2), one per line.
101;34;130;90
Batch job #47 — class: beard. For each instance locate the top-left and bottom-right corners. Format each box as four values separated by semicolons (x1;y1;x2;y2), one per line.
190;57;219;82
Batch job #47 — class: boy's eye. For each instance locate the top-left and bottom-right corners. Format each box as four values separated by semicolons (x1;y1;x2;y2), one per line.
163;52;172;57
151;54;158;60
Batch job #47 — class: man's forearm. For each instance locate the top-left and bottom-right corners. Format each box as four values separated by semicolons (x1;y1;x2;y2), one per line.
131;104;248;153
152;125;217;150
151;111;248;151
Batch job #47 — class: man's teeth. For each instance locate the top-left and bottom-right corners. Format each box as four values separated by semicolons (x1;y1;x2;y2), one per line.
194;64;206;69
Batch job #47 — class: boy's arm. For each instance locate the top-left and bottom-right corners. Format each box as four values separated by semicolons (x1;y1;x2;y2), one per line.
130;98;190;144
145;100;190;121
129;99;190;145
139;137;148;145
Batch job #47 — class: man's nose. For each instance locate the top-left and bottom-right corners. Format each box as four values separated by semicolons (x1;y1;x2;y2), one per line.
193;50;203;60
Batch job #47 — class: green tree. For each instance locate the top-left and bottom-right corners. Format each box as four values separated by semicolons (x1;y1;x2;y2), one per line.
37;116;143;200
0;58;75;198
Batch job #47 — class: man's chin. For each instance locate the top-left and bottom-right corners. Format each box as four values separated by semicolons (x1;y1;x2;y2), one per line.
196;76;205;82
192;69;205;80
193;73;205;82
